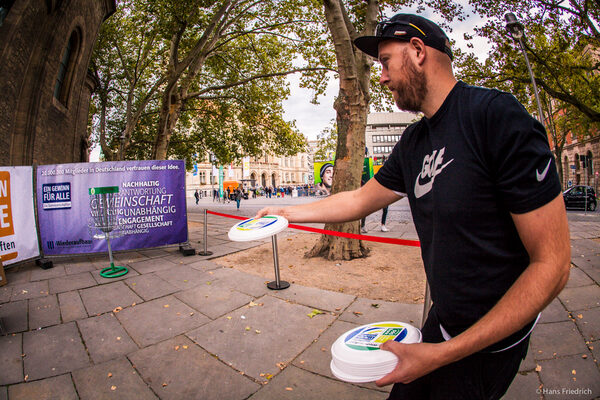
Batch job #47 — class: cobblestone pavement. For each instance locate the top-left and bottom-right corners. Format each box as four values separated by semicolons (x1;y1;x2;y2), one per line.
0;195;598;399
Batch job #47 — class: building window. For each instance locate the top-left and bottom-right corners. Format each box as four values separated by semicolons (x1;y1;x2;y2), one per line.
54;29;81;106
199;171;206;184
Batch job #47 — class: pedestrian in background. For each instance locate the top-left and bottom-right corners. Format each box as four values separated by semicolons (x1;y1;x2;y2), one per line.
194;190;199;205
235;188;243;210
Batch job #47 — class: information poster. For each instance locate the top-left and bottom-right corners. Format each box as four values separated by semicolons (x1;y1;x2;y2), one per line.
37;160;187;255
0;166;40;265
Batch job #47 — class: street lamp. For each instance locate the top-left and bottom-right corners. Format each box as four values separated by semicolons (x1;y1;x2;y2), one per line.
505;13;545;125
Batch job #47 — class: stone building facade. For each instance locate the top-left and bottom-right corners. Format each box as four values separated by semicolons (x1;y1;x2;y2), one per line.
0;0;116;166
365;112;418;163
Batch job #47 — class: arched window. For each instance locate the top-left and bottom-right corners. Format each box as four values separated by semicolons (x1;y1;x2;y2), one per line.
54;29;81;105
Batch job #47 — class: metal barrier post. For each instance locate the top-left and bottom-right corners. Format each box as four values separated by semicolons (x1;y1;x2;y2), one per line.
267;234;289;290
197;209;213;256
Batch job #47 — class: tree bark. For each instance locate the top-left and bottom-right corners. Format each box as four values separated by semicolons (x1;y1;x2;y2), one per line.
306;0;378;260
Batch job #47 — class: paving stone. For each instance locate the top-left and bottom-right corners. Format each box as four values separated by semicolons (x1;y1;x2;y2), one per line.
29;265;66;281
564;266;595;288
573;307;600;342
128;335;259;400
0;333;23;385
77;313;139;364
116;295;209;347
137;248;171;258
29;295;60;329
91;267;140;284
124;273;178;301
0;386;5;400
270;283;356;312
539;298;571;324
187;295;335;382
175;282;252;319
339;298;423;327
530;321;589;360
9;280;49;301
63;260;97;275
0;300;28;333
72;357;157;400
154;264;212;290
203;243;246;259
163;252;207;265
248;365;388;400
0;286;11;304
186;259;225;273
126;257;178;274
502;371;542;400
49;272;97;294
23;322;91;380
559;285;600;311
538;354;600;399
80;281;143;316
4;266;31;286
207;267;270;298
58;291;88;322
113;251;149;264
8;374;78;399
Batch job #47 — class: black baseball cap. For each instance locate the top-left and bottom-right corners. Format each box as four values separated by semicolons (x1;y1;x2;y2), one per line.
354;13;453;60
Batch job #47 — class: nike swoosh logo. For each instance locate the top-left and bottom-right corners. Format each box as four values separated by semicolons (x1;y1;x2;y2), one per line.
536;159;552;182
414;159;453;198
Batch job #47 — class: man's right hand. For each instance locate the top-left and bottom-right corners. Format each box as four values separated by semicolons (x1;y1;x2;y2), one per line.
254;207;287;220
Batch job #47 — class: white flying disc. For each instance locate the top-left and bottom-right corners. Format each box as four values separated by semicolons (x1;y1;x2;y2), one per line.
330;321;422;383
227;215;288;242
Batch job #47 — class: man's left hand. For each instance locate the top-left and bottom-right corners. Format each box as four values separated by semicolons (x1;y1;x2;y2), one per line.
375;341;447;386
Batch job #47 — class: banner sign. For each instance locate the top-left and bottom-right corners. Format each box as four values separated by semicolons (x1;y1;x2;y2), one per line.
0;166;40;265
36;160;187;255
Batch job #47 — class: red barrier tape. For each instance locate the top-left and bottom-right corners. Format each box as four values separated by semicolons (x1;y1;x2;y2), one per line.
206;210;420;248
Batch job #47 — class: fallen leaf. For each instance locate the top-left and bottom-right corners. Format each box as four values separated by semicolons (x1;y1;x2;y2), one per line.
183;345;188;349
162;383;168;387
245;326;251;331
227;316;232;320
248;301;259;307
116;337;121;341
163;304;169;308
572;369;576;375
190;312;194;316
285;387;293;391
353;311;363;316
535;365;542;372
206;281;212;285
276;362;285;370
111;385;117;391
24;375;28;381
577;314;583;319
175;346;180;351
371;303;380;308
255;330;261;334
307;309;324;318
265;374;273;379
335;308;341;311
582;354;588;359
108;372;113;378
113;307;122;313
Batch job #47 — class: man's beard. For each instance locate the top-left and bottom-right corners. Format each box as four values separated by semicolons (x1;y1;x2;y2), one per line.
390;50;428;113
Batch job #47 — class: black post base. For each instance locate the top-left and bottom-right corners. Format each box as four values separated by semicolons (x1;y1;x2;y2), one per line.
179;245;196;256
197;251;213;256
267;280;290;290
36;259;54;270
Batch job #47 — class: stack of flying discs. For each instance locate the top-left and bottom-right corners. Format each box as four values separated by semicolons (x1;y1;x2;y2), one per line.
227;215;288;242
330;321;422;383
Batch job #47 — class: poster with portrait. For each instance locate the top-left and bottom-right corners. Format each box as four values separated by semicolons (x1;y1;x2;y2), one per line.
313;161;334;196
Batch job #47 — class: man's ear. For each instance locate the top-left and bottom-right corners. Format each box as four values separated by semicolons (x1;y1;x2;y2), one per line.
409;37;427;65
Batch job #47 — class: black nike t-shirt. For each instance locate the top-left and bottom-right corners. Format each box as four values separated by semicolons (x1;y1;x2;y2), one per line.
375;81;561;346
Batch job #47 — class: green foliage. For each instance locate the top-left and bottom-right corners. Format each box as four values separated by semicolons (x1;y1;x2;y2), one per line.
454;0;600;135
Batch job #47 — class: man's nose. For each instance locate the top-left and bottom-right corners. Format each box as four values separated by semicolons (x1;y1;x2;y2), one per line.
379;70;389;86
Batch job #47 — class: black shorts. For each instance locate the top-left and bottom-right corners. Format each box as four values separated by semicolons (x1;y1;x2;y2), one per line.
387;309;529;400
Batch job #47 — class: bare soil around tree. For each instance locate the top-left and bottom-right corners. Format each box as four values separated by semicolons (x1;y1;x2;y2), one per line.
214;233;426;303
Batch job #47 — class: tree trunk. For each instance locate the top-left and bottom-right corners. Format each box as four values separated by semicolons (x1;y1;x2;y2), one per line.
306;0;377;260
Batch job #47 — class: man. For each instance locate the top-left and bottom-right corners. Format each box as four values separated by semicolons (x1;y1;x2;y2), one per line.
256;13;570;399
194;189;200;205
